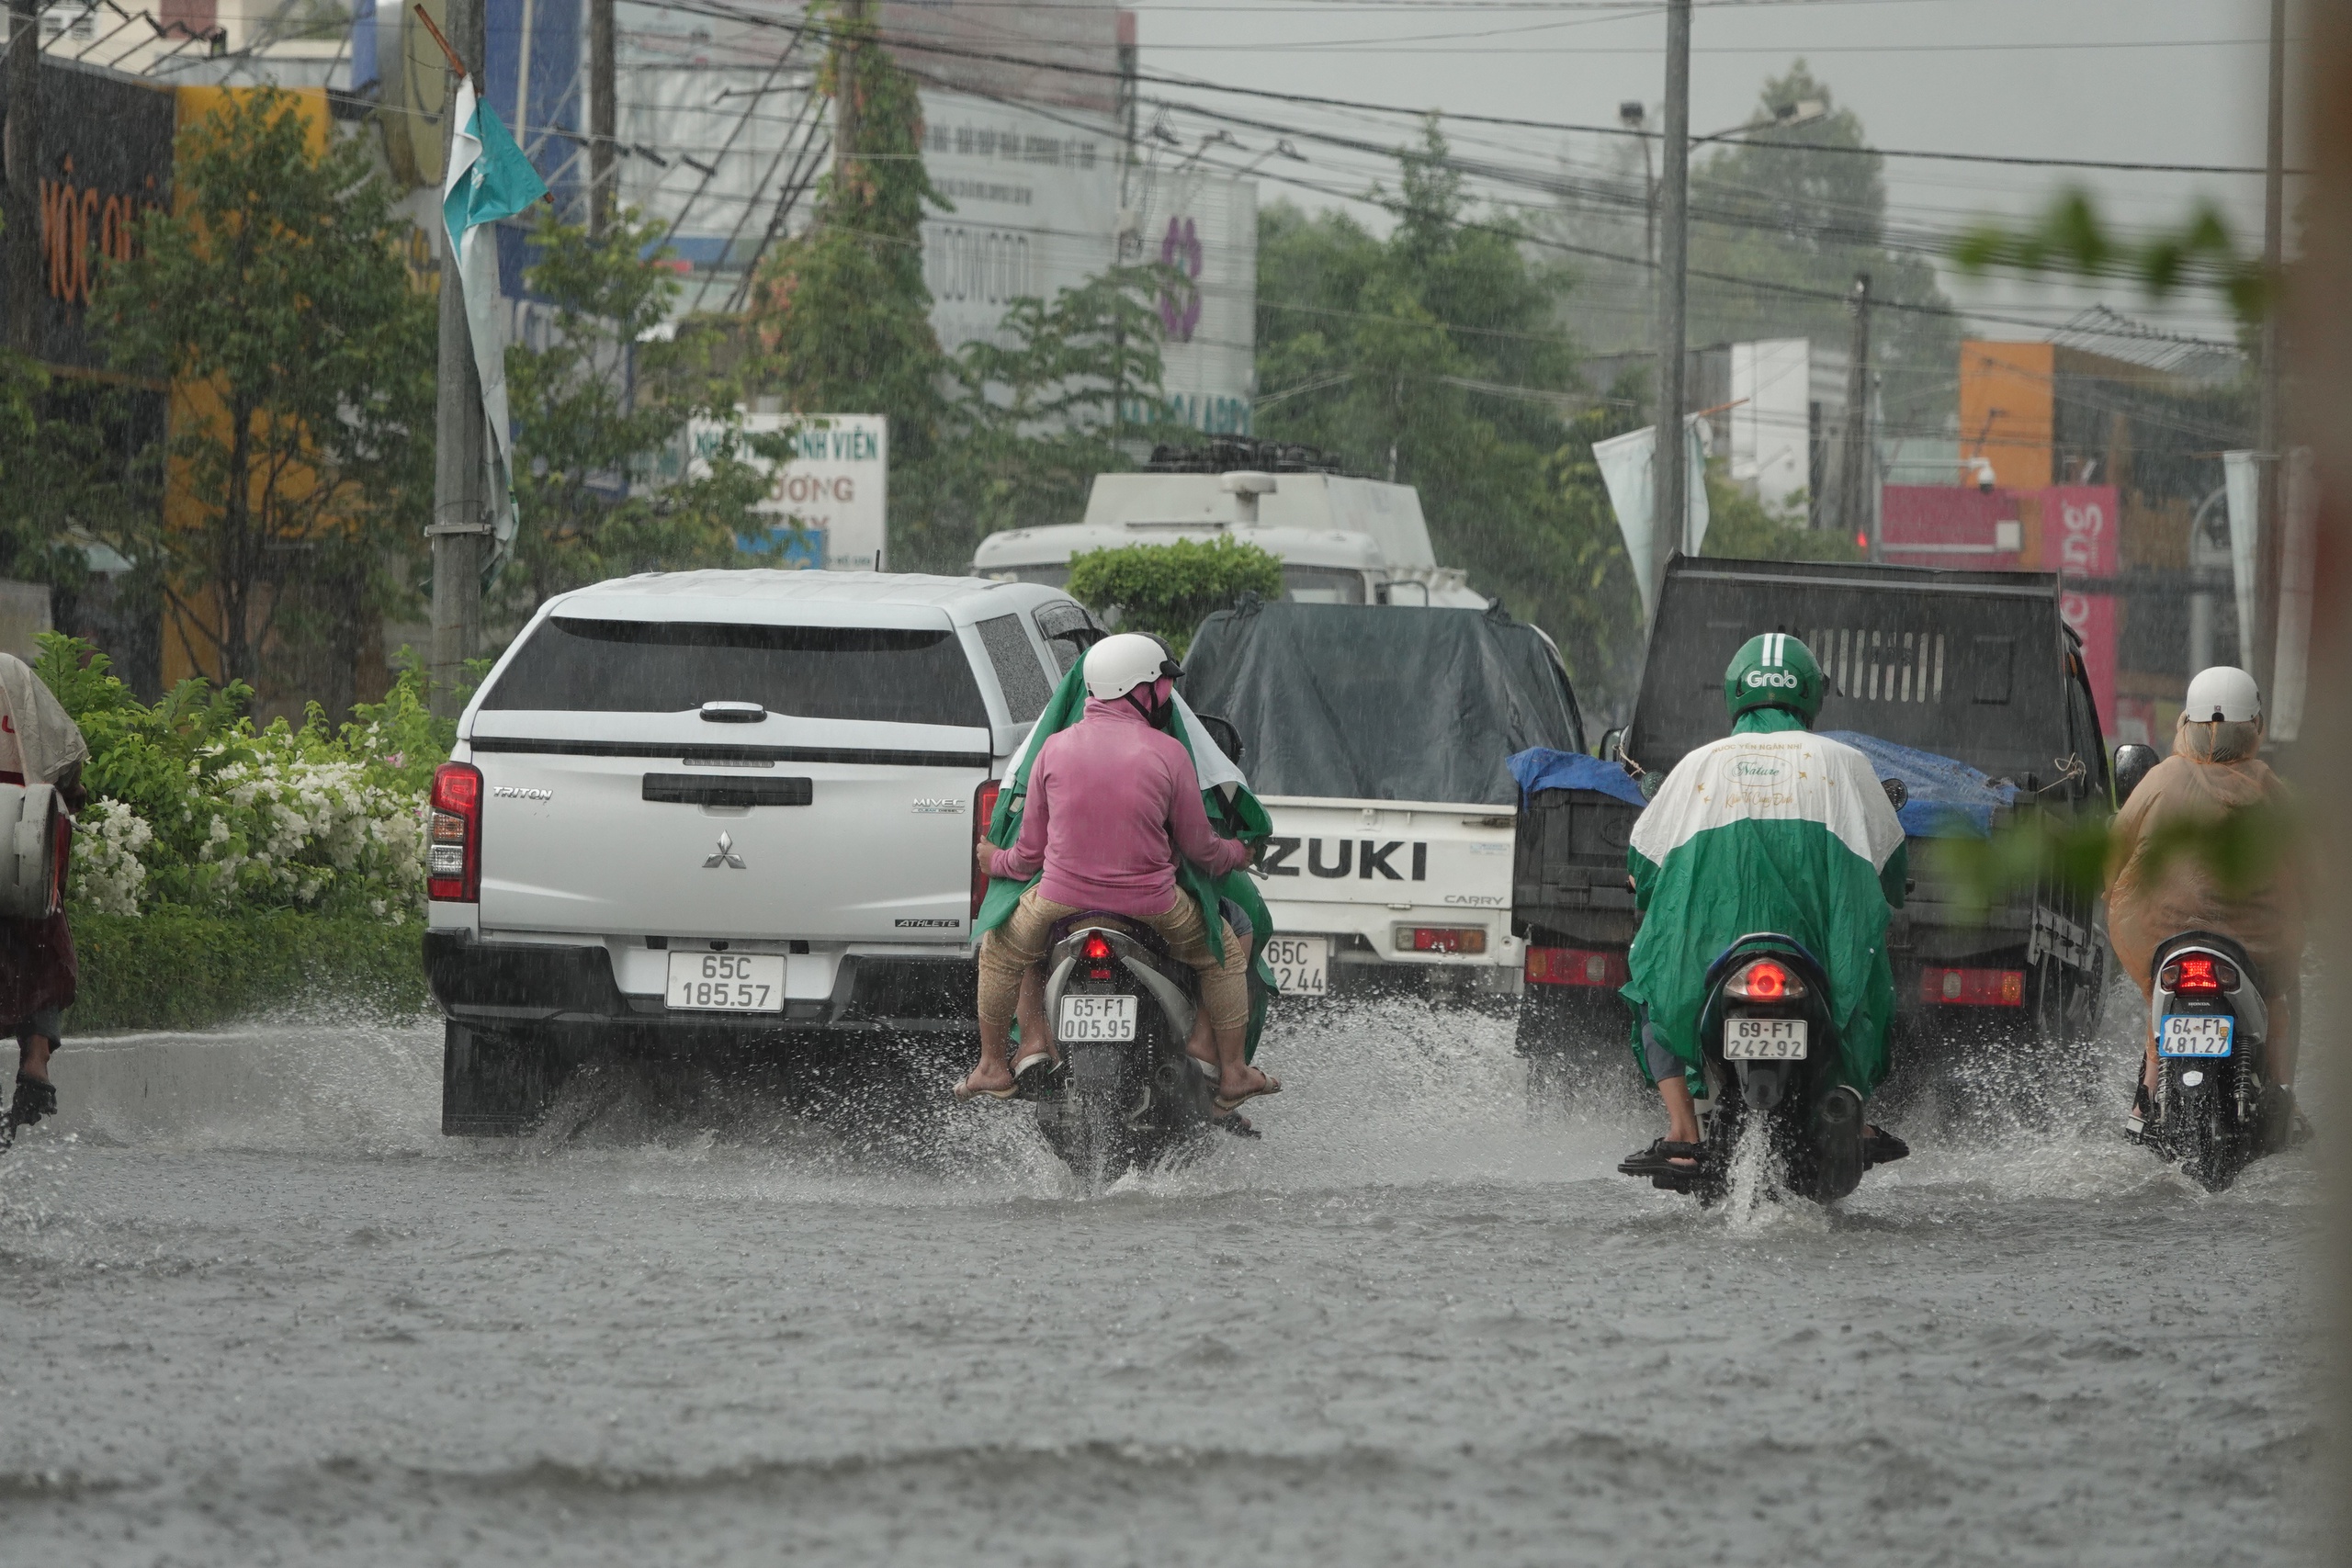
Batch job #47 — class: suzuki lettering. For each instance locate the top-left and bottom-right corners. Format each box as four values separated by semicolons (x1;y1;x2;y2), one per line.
1254;838;1430;881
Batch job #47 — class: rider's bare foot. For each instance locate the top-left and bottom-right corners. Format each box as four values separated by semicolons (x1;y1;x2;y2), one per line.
1214;1064;1280;1110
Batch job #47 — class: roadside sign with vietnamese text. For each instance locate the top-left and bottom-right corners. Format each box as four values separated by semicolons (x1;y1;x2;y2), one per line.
689;413;889;573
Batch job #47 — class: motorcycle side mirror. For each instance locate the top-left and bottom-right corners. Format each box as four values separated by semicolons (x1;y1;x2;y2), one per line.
1881;776;1908;811
1195;713;1245;767
2113;742;2161;806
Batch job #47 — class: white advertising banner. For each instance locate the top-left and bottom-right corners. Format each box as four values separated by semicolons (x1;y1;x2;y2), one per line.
692;413;889;572
1593;418;1713;617
917;89;1118;356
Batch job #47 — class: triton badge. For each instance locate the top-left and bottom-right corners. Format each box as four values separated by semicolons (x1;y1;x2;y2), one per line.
703;831;747;870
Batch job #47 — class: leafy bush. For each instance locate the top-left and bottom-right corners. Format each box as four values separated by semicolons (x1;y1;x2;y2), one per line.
70;910;428;1032
1065;536;1285;657
37;633;451;919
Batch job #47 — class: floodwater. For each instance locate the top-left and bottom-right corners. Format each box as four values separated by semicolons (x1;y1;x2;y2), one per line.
0;990;2324;1567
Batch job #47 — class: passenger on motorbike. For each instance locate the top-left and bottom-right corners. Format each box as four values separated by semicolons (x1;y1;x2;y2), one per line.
2106;665;2303;1142
1617;633;1909;1179
957;634;1279;1112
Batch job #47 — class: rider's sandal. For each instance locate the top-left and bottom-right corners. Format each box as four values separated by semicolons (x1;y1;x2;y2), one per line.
2123;1080;2154;1143
1212;1072;1282;1117
1616;1139;1706;1179
1861;1126;1909;1168
1212;1110;1262;1140
951;1072;1019;1103
1012;1050;1056;1081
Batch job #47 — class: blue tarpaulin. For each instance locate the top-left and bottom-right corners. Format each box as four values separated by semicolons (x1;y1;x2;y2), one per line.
1818;730;2018;839
1509;748;1649;807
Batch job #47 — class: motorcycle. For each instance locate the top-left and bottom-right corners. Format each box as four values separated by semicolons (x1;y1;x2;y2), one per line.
2136;931;2281;1191
1628;932;1875;1205
1024;910;1257;1183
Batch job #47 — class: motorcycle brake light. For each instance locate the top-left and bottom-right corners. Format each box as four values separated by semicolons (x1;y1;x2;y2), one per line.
2165;955;2226;994
1728;958;1805;1001
1080;934;1114;963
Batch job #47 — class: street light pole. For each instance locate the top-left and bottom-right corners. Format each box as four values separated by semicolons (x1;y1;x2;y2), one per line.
3;0;38;358
1648;0;1691;622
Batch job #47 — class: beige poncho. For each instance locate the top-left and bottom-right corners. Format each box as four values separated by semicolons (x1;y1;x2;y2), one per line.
2106;712;2302;998
0;651;88;785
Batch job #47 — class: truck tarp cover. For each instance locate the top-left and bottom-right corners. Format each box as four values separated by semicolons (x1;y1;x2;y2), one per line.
1183;601;1582;806
1627;558;2071;785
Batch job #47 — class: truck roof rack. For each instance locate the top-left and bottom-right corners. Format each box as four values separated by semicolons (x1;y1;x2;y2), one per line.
1141;437;1348;476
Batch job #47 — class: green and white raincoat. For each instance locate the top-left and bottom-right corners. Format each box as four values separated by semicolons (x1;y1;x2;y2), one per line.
1621;707;1908;1095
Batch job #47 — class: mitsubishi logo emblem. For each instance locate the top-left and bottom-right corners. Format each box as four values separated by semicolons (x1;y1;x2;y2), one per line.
703;831;747;870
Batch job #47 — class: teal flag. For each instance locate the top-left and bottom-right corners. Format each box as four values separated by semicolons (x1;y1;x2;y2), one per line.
977;663;1280;1057
439;77;548;586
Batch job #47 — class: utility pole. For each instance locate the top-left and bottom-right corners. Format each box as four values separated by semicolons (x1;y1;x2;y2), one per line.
3;0;38;358
2252;0;2286;698
1843;272;1873;554
588;0;614;236
1647;0;1691;619
427;0;488;716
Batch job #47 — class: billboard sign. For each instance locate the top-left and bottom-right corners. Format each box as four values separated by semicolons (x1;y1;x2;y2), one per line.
691;413;889;573
0;58;175;373
1125;169;1256;435
918;89;1117;356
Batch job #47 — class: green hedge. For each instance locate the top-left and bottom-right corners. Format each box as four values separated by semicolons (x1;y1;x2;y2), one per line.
67;910;429;1034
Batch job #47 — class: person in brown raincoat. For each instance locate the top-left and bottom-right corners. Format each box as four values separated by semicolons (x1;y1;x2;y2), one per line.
2106;665;2303;1142
0;651;88;1140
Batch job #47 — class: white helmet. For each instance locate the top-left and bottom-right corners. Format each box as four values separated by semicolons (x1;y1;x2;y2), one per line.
2184;665;2262;724
1084;632;1180;701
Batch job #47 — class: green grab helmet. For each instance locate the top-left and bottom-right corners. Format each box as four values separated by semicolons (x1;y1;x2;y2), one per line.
1724;632;1826;725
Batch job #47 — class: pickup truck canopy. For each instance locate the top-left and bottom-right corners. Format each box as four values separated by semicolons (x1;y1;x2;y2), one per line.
1182;600;1584;807
1624;557;2089;790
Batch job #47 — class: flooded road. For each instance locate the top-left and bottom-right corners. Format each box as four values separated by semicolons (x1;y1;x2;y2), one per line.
0;998;2324;1566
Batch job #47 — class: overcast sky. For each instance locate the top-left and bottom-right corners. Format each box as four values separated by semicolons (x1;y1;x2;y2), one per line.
1125;0;2297;345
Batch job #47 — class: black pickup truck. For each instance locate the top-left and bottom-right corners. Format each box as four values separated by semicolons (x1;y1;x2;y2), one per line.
1513;555;2113;1060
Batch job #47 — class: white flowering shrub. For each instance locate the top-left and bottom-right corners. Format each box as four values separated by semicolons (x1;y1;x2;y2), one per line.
69;798;153;916
37;636;447;919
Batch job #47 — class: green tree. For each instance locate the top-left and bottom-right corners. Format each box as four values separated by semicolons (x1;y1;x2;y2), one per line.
87;87;435;697
498;208;776;617
947;265;1183;544
748;0;955;566
1546;64;1961;447
1257;124;1643;696
1065;536;1283;656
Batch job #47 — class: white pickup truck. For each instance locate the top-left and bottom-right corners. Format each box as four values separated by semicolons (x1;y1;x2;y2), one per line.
1182;599;1587;1004
422;570;1101;1134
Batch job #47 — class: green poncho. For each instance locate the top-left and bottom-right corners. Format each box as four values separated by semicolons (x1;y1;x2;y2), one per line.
1621;708;1908;1095
974;663;1280;1057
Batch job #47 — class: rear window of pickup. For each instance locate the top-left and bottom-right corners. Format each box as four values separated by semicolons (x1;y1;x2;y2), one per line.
482;616;989;727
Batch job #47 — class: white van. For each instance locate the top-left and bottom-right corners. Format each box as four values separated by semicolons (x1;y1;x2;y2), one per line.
970;446;1488;610
423;570;1101;1134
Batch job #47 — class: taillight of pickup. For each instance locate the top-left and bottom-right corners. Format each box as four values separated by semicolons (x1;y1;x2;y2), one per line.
971;778;1001;918
428;761;483;902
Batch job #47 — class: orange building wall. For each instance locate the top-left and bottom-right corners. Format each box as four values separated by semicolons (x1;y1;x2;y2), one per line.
1958;340;2056;498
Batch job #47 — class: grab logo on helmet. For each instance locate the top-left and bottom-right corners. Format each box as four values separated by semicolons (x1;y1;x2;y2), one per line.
1744;670;1802;691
